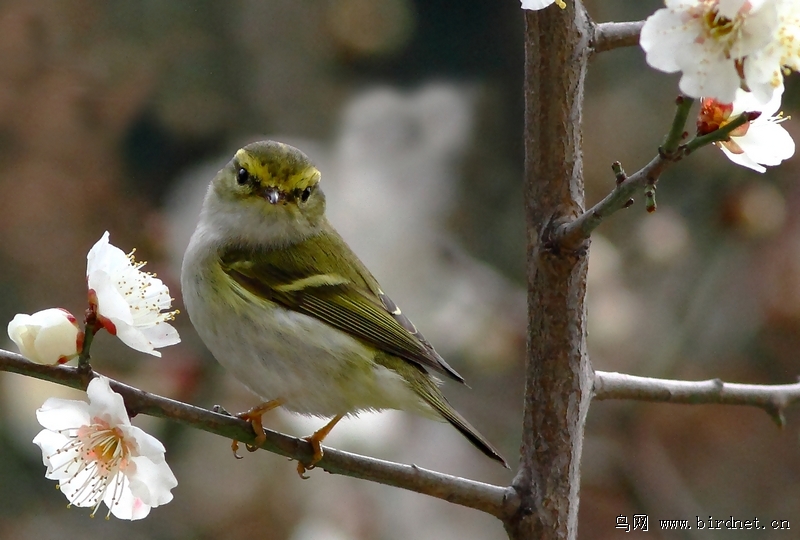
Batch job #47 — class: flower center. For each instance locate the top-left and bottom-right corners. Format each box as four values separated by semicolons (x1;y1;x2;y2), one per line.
50;421;133;518
696;0;748;57
78;424;129;470
704;7;735;41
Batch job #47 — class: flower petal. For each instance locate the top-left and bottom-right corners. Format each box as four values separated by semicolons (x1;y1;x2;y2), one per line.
121;424;167;460
139;323;181;349
89;270;135;325
113;322;163;356
520;0;555;10
32;429;81;479
734;121;795;166
36;397;91;432
86;377;131;427
721;145;767;172
105;477;152;520
640;8;689;73
677;53;741;103
128;455;178;507
87;231;132;277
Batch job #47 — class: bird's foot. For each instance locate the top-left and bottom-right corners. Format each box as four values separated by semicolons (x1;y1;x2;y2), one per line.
227;399;284;458
296;414;344;479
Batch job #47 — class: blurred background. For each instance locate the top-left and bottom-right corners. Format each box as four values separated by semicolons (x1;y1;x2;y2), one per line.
0;0;798;538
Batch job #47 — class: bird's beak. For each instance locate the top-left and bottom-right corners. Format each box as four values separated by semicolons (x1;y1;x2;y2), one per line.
263;186;281;205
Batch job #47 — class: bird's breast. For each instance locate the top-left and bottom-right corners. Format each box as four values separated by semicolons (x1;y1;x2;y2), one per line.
181;256;427;417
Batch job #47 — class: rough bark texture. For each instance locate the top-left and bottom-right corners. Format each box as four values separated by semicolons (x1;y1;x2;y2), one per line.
504;4;593;539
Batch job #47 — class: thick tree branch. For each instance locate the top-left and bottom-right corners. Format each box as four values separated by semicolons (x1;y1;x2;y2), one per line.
0;348;519;519
591;21;644;53
594;371;800;427
511;3;593;539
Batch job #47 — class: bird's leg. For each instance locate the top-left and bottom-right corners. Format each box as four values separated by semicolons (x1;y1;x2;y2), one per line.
297;414;344;479
230;399;284;458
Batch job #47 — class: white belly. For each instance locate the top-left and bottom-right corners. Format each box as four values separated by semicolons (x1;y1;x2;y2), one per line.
181;252;431;418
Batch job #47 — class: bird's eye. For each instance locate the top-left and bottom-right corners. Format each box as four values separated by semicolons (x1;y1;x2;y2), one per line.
237;168;249;185
301;186;312;202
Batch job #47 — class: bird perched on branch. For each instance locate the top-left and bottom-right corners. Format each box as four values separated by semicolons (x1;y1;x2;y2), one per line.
181;140;507;475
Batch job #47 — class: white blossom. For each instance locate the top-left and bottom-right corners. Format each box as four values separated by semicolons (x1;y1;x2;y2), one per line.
86;231;180;356
7;308;83;364
698;85;795;172
745;1;800;103
32;377;178;520
521;0;565;11
640;0;782;104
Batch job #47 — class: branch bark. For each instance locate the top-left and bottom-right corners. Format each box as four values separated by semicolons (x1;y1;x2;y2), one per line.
0;348;519;519
6;352;800;531
508;3;594;539
591;21;644;53
594;371;800;427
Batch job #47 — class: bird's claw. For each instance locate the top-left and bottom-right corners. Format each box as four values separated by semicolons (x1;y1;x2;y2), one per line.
294;414;343;479
296;435;325;479
225;399;283;460
231;439;244;459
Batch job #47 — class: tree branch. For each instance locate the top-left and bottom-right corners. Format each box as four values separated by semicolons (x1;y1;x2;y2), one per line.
0;348;519;519
557;154;669;246
591;21;644;54
511;3;594;538
557;99;755;247
594;371;800;427
7;352;800;524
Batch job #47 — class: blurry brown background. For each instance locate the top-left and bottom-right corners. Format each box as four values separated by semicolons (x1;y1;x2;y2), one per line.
1;1;799;539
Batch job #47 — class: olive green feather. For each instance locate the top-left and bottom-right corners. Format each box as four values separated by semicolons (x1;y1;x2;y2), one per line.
379;353;508;467
220;225;465;384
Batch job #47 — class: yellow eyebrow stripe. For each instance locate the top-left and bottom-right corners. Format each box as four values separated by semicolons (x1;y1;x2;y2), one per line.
235;147;320;191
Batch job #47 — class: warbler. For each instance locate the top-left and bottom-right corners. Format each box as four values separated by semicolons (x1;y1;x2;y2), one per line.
181;140;508;474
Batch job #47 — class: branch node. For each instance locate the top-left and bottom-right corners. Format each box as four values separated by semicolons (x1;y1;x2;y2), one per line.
612;161;627;185
645;185;657;213
767;405;786;428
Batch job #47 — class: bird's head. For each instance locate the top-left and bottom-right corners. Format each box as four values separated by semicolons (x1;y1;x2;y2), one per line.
207;140;326;246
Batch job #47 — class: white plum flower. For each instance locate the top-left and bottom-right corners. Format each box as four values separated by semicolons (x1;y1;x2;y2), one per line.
32;376;178;520
86;231;180;356
521;0;565;10
697;85;795;172
7;308;83;364
745;1;800;103
640;0;781;104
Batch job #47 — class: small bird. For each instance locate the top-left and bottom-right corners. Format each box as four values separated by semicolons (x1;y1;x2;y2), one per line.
181;140;507;475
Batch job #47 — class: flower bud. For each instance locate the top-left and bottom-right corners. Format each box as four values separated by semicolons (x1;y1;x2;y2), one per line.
7;308;83;364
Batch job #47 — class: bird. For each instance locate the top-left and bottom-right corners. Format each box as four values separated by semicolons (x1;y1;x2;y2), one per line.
181;140;508;475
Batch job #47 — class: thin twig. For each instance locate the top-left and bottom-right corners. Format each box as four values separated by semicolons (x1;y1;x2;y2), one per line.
558;103;756;247
594;371;800;427
558;153;669;246
684;111;755;154
662;96;694;155
0;348;518;519
591;21;645;54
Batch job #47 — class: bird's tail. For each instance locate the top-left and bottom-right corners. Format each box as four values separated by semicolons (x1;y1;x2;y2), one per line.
415;379;509;468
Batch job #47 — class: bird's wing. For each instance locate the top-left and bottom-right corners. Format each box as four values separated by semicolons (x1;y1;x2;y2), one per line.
220;229;464;383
